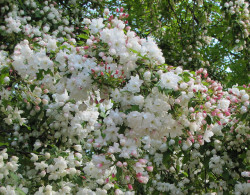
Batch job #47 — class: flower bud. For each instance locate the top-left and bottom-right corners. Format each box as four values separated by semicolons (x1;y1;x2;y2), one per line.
146;166;153;172
4;76;10;83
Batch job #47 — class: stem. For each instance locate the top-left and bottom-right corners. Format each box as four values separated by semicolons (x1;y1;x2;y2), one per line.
204;155;207;193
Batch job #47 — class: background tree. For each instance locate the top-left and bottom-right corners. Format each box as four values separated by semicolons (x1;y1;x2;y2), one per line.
101;0;250;87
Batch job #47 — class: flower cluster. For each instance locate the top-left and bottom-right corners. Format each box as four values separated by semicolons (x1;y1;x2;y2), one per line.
0;4;249;195
224;1;249;51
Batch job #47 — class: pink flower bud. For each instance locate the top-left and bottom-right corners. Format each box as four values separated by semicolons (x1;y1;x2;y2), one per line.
139;159;147;165
211;110;217;116
42;99;48;105
202;111;207;118
131;150;137;157
175;99;180;104
137;176;149;184
116;161;123;167
189;107;194;112
125;175;130;181
35;106;40;111
225;111;230;116
105;178;109;183
146;166;153;172
126;26;131;31
128;184;133;190
81;176;86;179
214;109;219;113
217;113;223;119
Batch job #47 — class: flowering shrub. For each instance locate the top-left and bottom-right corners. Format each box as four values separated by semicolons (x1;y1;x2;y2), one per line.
0;1;249;194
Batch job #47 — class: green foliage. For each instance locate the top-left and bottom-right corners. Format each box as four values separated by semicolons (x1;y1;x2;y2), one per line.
106;0;249;86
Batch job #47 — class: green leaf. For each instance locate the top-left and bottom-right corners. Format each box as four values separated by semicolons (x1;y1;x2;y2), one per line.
183;76;190;82
152;191;160;195
204;156;210;169
81;121;87;127
190;71;195;75
116;167;122;180
129;48;139;54
202;81;209;87
163;150;172;168
182;72;190;82
118;125;126;134
223;191;230;195
222;169;230;180
125;105;140;114
78;34;89;39
172;90;181;98
30;84;36;91
183;153;189;164
0;142;9;147
16;188;26;195
10;172;19;183
114;184;119;189
188;98;196;108
100;112;106;118
240;112;248;121
23;124;31;131
176;164;180;173
35;10;40;18
164;89;173;96
0;72;9;85
36;70;44;80
59;45;69;50
73;176;83;186
182;171;188;177
205;115;212;125
1;99;10;107
82;29;89;34
44;69;53;76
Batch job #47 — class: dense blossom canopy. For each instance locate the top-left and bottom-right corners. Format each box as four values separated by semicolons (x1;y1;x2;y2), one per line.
0;0;249;194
